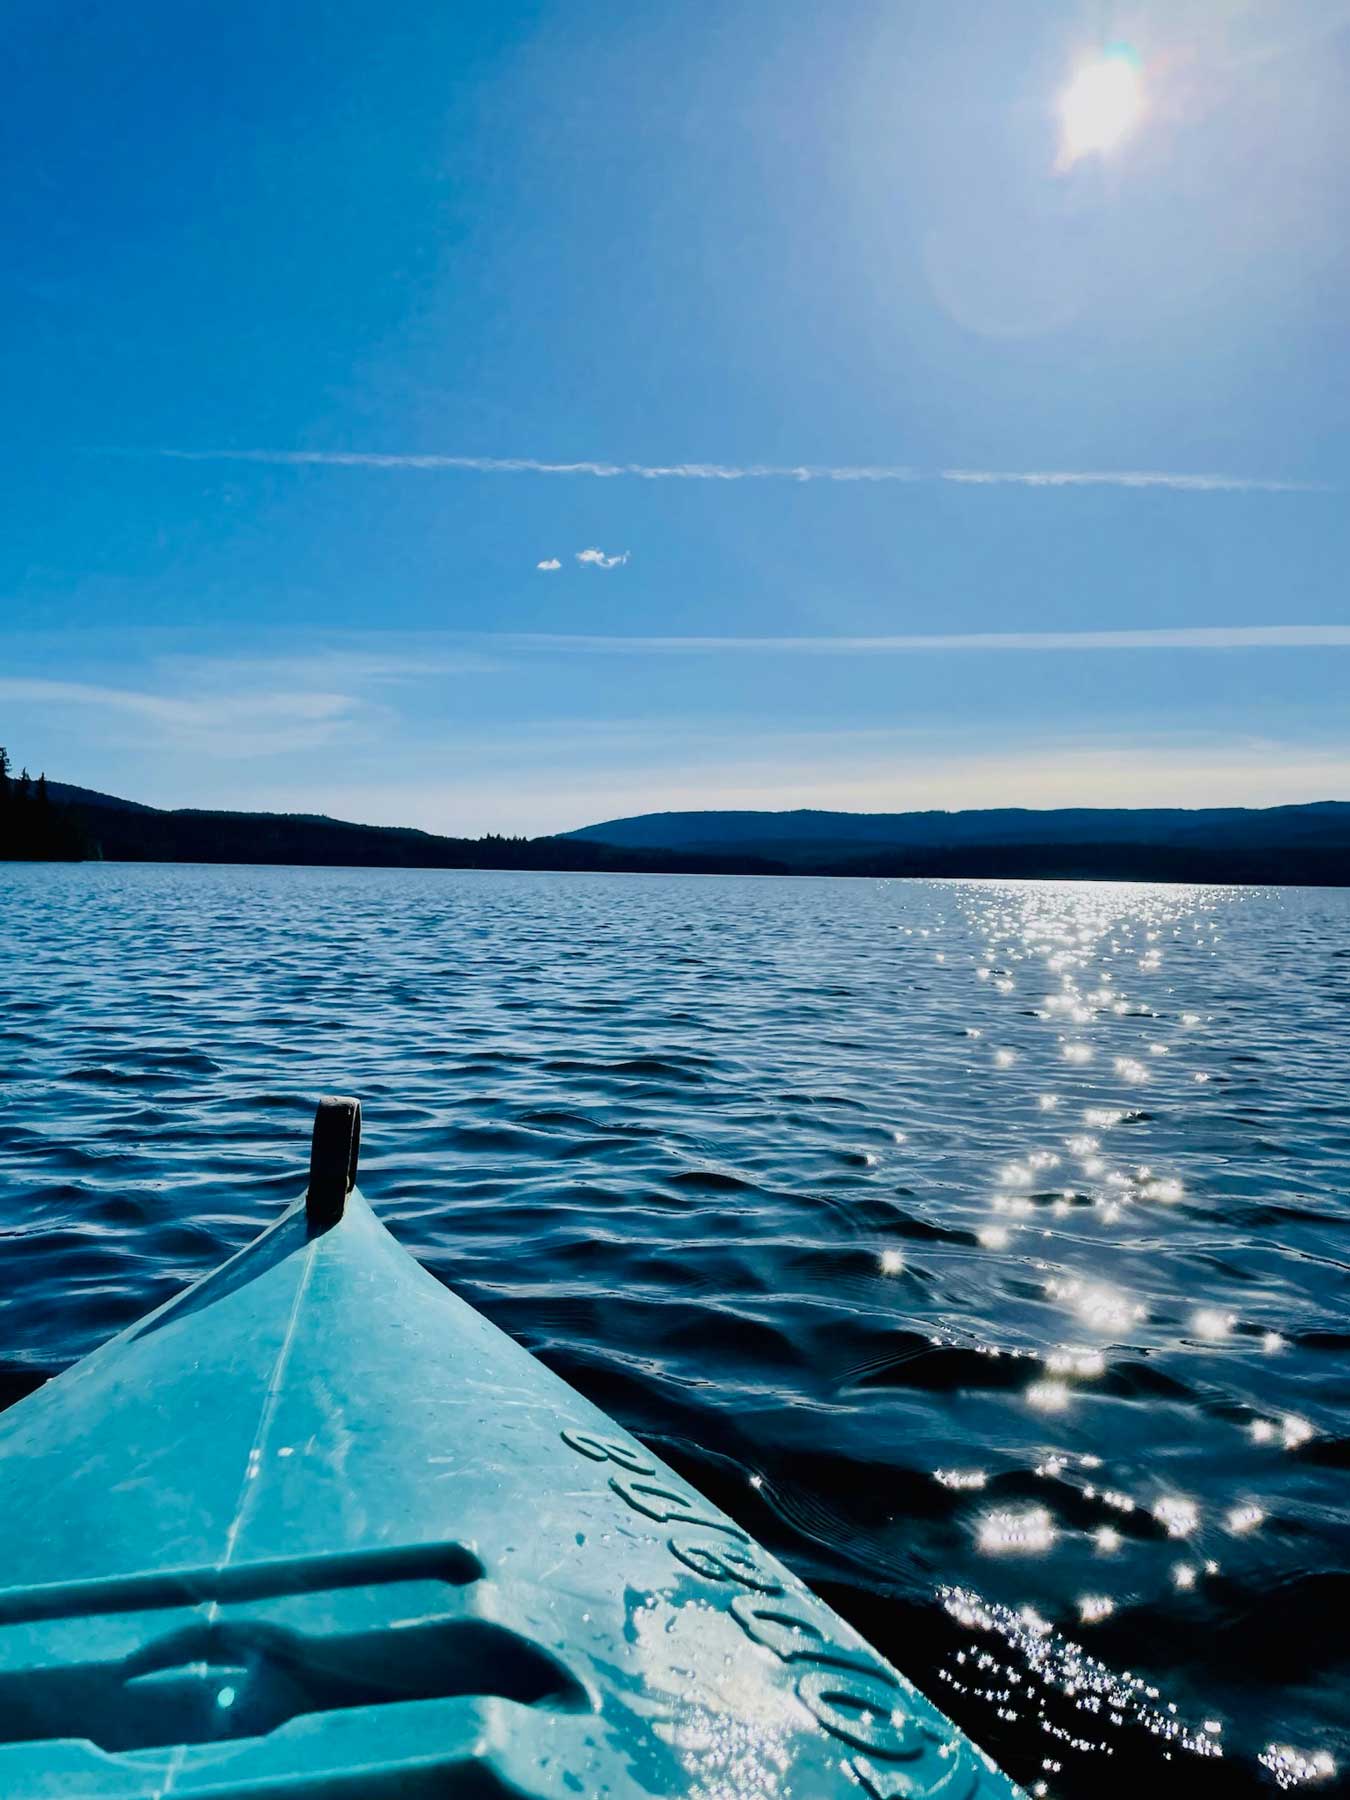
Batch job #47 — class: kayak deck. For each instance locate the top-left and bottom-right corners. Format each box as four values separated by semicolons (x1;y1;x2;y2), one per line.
0;1099;1023;1799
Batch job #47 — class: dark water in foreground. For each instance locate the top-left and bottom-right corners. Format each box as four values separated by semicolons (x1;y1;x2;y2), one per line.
1;864;1346;1796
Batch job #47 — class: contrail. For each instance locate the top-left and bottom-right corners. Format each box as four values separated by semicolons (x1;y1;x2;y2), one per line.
134;448;1321;494
938;468;1320;493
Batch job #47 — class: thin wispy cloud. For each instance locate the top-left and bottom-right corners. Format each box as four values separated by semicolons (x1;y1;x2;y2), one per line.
575;547;629;568
493;624;1350;655
536;557;562;571
0;675;360;757
133;448;1323;494
0;640;508;780
0;641;508;765
158;646;499;685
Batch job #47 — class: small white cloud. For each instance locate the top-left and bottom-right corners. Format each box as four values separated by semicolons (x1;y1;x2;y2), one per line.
575;547;629;569
536;557;561;571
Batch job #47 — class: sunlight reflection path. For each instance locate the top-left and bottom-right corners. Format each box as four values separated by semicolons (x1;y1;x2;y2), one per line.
902;881;1338;1792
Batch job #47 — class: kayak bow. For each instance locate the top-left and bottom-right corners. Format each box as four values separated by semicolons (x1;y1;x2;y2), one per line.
0;1097;1024;1799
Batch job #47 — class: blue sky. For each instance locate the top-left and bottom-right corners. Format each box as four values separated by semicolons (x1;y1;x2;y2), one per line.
2;0;1348;834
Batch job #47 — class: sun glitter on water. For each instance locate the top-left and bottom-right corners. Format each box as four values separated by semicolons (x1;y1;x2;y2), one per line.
1058;47;1144;166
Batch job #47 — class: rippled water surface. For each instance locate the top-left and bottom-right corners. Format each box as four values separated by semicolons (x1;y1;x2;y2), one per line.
2;864;1347;1795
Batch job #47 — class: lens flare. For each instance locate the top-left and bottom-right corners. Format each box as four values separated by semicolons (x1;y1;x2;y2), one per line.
1059;50;1144;165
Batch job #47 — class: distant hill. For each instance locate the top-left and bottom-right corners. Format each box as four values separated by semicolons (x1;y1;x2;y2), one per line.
10;785;1350;884
33;785;781;875
562;803;1350;885
565;802;1350;857
46;781;159;814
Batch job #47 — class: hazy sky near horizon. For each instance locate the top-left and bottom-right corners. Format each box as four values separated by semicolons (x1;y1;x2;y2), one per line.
3;0;1349;835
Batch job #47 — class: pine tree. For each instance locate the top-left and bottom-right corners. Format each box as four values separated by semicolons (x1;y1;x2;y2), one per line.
0;752;92;859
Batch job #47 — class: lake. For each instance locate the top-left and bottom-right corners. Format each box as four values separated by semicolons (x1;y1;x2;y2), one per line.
1;863;1346;1795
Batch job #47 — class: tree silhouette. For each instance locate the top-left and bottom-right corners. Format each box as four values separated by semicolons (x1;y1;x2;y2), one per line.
0;748;92;860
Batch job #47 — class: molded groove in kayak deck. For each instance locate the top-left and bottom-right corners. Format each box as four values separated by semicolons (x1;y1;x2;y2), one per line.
0;1617;590;1752
0;1542;485;1625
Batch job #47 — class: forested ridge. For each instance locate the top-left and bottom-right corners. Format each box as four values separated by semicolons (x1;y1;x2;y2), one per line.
3;760;1347;884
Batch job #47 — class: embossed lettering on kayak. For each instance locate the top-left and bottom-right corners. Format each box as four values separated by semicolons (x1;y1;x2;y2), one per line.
561;1428;981;1798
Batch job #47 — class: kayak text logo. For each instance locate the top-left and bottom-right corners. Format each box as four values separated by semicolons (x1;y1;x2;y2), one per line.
561;1427;984;1798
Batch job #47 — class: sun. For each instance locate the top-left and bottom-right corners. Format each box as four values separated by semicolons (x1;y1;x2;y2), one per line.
1058;50;1144;165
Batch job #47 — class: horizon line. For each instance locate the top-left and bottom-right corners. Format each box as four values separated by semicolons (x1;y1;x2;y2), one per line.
121;448;1325;495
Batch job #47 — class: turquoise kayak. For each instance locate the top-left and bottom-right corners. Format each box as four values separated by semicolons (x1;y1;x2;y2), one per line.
0;1097;1024;1799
